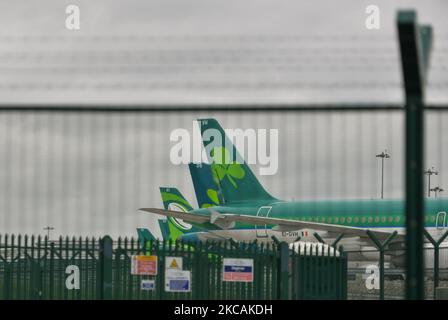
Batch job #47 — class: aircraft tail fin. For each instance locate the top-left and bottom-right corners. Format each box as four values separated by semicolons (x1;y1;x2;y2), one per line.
136;228;156;248
188;163;224;208
159;187;200;241
158;219;171;241
159;187;194;212
197;118;276;203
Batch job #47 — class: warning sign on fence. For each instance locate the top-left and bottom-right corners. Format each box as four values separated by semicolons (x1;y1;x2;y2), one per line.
165;256;183;271
223;258;254;282
165;270;191;292
131;255;158;275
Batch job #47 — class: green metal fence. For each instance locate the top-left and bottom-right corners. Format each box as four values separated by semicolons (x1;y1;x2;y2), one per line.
0;234;347;300
290;244;347;300
112;238;280;300
0;234;100;300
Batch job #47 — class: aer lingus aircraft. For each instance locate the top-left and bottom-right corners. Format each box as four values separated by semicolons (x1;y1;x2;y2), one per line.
156;163;225;241
140;119;448;254
137;161;226;244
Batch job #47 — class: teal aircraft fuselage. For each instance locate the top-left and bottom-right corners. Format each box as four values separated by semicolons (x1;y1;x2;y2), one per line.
181;198;448;243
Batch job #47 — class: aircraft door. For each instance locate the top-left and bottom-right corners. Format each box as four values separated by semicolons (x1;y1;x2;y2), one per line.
255;206;272;238
436;211;447;230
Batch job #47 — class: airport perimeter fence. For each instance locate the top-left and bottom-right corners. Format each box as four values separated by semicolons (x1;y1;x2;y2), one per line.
0;105;447;302
2;231;448;300
0;234;347;300
344;240;448;300
0;10;447;301
0;104;447;302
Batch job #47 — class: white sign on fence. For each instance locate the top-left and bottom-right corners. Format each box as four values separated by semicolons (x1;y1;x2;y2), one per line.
141;279;156;291
223;258;254;282
165;270;191;292
165;256;183;271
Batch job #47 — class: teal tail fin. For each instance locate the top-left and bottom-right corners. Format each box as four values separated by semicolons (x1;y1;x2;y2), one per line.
197;118;276;203
159;187;201;241
188;163;224;208
159;187;194;212
158;219;171;241
136;228;156;248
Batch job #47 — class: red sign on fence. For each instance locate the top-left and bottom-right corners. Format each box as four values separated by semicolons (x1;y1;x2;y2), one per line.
131;255;158;275
222;258;254;282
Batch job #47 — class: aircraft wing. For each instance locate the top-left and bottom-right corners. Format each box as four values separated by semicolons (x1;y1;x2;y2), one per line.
140;208;210;224
139;208;404;241
216;213;404;241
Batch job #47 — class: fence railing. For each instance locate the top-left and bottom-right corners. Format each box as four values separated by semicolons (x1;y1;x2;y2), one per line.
0;234;348;300
345;244;448;300
2;232;448;300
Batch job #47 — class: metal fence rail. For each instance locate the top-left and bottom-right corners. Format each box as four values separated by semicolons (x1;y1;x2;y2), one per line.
0;9;446;301
290;243;347;300
345;243;448;300
111;238;280;300
0;234;99;299
0;234;348;300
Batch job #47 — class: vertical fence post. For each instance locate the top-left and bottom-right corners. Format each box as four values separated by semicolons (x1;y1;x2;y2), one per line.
339;245;347;300
49;241;55;300
423;229;448;298
3;263;11;300
366;231;397;300
277;241;290;300
397;10;433;300
98;235;113;300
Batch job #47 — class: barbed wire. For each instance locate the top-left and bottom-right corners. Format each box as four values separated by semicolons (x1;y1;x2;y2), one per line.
0;80;447;91
0;35;446;94
0;64;406;74
0;34;402;43
0;49;401;60
0;34;448;43
0;104;447;112
0;35;447;50
0;81;407;90
0;57;402;66
1;51;447;64
0;47;403;54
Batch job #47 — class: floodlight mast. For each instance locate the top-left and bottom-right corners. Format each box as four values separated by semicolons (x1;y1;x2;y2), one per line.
430;186;443;198
376;150;390;199
43;226;54;240
424;167;438;197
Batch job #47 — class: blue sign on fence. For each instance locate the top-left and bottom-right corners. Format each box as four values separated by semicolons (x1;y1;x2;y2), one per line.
223;258;254;282
141;279;156;291
165;270;191;292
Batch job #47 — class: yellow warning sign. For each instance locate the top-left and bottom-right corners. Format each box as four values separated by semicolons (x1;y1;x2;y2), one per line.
165;256;183;271
170;259;179;269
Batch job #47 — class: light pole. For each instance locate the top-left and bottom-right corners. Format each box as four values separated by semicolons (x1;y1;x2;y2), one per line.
43;226;54;240
424;167;438;197
430;186;444;198
376;150;390;199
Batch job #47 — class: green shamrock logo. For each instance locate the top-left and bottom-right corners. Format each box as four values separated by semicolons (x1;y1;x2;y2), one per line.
201;189;221;208
210;147;245;188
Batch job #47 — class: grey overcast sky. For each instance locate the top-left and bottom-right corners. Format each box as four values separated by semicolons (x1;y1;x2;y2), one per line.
0;1;447;238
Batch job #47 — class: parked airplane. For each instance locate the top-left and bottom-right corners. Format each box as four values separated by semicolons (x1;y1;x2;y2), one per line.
137;163;225;243
159;162;227;240
140;118;448;261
